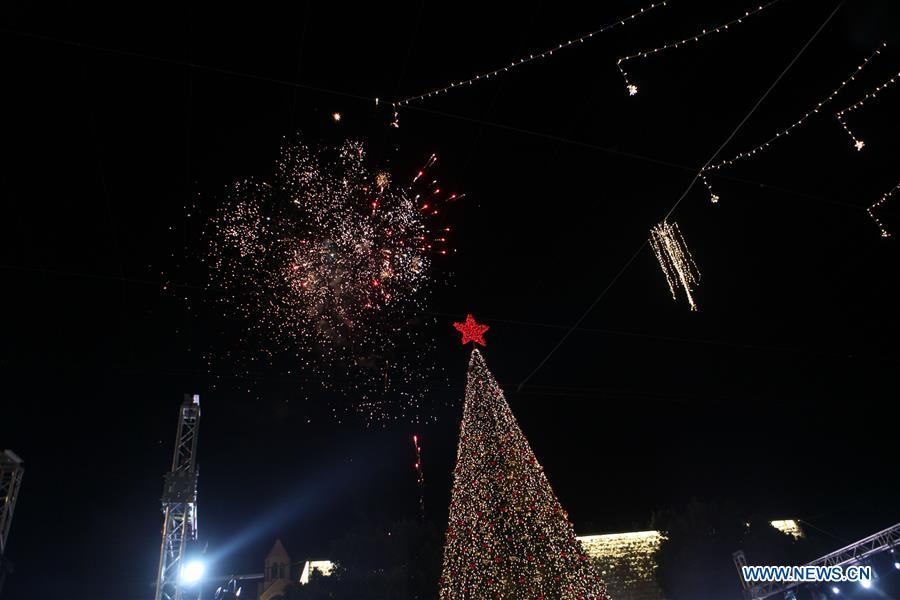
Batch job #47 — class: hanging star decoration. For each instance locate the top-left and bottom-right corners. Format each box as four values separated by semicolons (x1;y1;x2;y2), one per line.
699;44;885;203
616;0;784;97
834;60;898;152
452;313;489;346
868;181;900;238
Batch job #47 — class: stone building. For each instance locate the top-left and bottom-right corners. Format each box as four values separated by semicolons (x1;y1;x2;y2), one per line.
254;520;801;600
577;519;804;600
578;530;666;600
257;539;292;600
256;539;334;600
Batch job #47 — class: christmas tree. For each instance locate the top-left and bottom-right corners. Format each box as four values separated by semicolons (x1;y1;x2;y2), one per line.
439;347;610;599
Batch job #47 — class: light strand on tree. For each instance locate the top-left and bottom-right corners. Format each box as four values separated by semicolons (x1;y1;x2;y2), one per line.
440;349;610;599
835;68;899;151
699;44;885;203
868;181;900;238
649;221;700;311
412;434;426;520
390;1;667;117
616;1;782;96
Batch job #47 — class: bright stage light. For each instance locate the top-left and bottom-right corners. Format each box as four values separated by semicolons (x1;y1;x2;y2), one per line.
181;560;205;584
860;577;872;589
831;586;840;594
894;561;900;570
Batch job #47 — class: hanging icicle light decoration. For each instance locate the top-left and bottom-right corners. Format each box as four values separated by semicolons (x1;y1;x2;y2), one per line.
835;69;899;151
649;221;700;311
616;1;783;96
700;44;886;203
868;181;900;238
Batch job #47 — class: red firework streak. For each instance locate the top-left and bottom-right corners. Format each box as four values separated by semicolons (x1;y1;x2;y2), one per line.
412;434;426;520
412;154;464;256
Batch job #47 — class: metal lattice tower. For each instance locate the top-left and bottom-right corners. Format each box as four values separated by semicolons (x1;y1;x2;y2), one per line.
0;450;24;559
0;450;24;597
154;395;201;600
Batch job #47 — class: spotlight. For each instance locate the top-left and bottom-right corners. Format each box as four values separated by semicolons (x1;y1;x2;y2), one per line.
331;112;342;122
181;560;205;584
894;562;900;570
831;586;840;594
859;577;872;589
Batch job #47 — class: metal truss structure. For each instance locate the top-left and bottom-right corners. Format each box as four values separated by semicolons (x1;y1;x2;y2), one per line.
0;450;24;596
734;521;900;600
0;451;24;558
154;395;201;600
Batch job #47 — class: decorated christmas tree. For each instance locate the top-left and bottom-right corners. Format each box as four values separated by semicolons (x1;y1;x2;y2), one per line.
440;316;610;599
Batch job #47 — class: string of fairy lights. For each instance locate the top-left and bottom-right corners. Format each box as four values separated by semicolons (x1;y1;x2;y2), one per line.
18;4;895;325
835;68;900;152
617;0;784;96
383;4;896;316
833;64;899;236
387;0;668;124
640;4;863;314
699;44;887;204
24;2;890;427
868;181;900;238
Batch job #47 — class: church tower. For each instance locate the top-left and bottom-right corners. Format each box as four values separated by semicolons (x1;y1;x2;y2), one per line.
259;539;292;600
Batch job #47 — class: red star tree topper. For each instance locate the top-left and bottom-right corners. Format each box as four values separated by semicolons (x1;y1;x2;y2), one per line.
452;313;489;346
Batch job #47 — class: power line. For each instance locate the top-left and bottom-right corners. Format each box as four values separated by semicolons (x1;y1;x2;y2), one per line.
517;0;848;391
405;104;698;171
4;10;882;382
2;27;863;213
427;311;857;360
400;104;866;212
0;265;880;362
516;242;647;392
797;519;851;545
392;1;667;107
1;28;376;103
663;0;848;222
0;356;745;404
0;264;206;290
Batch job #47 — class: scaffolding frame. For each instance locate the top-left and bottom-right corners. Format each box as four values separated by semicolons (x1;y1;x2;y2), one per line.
154;395;201;600
735;521;900;600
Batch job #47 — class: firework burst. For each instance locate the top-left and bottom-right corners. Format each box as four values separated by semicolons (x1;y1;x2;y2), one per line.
206;139;460;420
649;220;700;311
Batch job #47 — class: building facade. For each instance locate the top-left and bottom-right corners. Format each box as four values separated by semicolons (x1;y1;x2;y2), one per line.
578;530;667;600
256;539;334;600
258;539;293;600
254;520;802;600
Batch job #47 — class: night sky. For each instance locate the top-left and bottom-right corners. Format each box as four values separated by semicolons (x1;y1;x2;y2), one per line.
2;1;899;599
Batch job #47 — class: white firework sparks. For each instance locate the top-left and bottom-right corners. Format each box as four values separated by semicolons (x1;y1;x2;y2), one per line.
649;220;701;311
205;139;460;421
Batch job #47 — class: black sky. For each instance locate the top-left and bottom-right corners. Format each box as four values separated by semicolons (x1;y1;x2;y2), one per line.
2;1;899;599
